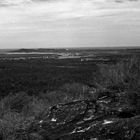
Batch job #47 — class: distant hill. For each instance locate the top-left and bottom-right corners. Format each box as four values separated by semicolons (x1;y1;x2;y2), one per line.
8;47;140;54
10;48;69;53
11;49;39;53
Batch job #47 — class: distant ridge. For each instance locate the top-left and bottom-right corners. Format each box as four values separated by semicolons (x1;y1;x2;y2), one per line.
9;48;70;53
9;46;140;53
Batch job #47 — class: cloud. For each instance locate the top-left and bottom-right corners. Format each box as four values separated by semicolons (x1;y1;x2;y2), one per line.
0;0;32;6
0;0;140;48
0;0;140;29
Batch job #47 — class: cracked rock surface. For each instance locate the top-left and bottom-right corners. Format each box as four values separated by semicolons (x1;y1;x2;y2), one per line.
16;91;140;140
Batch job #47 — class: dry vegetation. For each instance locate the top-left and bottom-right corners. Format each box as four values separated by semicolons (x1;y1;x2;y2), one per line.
0;56;139;139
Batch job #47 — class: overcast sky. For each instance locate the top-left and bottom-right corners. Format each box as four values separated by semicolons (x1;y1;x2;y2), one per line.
0;0;140;49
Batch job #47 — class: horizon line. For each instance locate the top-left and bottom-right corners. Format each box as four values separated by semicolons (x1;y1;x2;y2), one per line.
0;46;140;51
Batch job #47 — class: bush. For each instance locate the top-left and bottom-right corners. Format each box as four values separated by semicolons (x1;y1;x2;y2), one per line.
95;56;140;113
0;92;31;115
22;96;49;118
0;93;45;139
59;83;90;100
95;56;140;90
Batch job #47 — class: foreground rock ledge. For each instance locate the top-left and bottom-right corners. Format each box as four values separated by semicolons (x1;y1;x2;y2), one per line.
16;94;140;140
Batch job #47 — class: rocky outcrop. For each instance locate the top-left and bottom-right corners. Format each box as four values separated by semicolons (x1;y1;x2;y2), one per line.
16;91;140;140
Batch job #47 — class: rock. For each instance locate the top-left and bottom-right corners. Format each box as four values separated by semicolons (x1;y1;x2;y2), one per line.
15;90;140;140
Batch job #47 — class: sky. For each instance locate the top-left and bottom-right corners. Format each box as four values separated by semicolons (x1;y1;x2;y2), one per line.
0;0;140;49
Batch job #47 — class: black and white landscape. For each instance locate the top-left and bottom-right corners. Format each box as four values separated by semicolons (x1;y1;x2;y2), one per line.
0;48;139;140
0;0;140;140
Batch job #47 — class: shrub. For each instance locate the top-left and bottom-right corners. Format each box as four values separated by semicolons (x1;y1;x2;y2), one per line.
0;92;31;115
22;96;49;118
59;83;90;100
0;93;44;139
0;111;24;139
95;56;140;113
96;56;140;91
